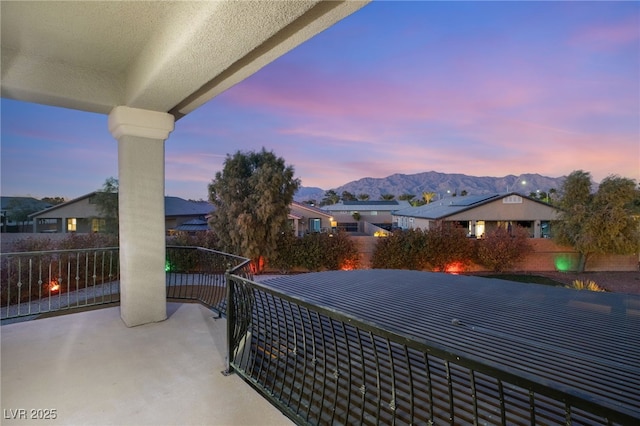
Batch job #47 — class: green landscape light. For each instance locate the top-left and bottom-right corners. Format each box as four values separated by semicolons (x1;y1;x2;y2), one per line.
554;255;572;272
165;260;172;272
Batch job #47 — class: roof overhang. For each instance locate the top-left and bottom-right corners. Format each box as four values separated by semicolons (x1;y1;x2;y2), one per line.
1;1;369;119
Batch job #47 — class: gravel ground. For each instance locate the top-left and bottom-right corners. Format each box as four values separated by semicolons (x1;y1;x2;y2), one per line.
536;271;640;295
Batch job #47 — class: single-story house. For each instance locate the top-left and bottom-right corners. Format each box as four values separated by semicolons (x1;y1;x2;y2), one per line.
321;200;412;231
29;192;214;234
392;193;560;238
289;201;335;236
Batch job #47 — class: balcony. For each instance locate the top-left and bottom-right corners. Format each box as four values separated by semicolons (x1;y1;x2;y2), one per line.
1;302;292;425
3;248;639;425
0;247;293;425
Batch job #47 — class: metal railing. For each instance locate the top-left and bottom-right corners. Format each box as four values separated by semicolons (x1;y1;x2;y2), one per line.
1;246;252;321
225;275;638;426
1;247;121;321
165;246;252;315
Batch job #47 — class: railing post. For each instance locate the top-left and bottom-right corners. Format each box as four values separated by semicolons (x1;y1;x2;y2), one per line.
222;270;235;376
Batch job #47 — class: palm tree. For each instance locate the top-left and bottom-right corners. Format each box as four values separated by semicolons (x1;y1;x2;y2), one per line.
357;193;370;201
422;191;436;204
380;194;395;201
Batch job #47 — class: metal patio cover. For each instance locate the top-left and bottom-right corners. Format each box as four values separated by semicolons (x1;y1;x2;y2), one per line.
1;1;368;118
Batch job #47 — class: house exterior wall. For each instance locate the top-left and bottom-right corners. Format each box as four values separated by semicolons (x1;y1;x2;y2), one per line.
32;196;101;233
328;211;396;229
34;196;100;219
445;197;558;222
289;204;334;235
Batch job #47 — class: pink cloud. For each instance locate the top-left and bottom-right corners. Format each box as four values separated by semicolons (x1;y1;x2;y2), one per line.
569;17;640;50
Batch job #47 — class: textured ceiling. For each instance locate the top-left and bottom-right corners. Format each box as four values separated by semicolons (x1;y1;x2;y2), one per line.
1;1;368;119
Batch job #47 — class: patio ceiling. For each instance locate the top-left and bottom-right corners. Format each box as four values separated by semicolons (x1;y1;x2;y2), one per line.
1;0;368;119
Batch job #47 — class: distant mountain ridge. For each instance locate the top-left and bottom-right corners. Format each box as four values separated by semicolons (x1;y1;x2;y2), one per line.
294;171;566;202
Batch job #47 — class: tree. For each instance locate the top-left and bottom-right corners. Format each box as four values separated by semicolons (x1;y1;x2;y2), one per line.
553;171;640;271
398;193;416;202
6;199;38;232
380;194;395;201
208;148;300;272
357;193;370;201
341;191;356;201
320;190;340;206
92;177;119;234
41;197;65;205
422;192;436;204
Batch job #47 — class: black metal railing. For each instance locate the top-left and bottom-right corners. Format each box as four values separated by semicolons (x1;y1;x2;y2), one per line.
1;247;121;321
225;275;638;426
1;246;252;321
165;246;252;315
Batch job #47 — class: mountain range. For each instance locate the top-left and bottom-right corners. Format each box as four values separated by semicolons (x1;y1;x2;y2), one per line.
294;171;566;202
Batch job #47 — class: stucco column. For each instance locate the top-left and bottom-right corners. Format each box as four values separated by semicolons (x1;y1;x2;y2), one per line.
534;219;541;238
108;106;174;327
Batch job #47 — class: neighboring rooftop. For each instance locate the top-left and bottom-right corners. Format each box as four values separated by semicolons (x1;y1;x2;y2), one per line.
392;192;554;219
322;199;412;211
259;269;640;421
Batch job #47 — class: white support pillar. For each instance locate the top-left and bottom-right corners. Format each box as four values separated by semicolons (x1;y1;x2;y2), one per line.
108;106;174;327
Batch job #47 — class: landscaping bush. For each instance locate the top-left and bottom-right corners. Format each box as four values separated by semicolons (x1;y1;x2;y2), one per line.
324;231;360;270
475;226;532;272
269;231;300;273
268;231;360;273
372;226;474;272
1;233;120;305
424;224;474;272
10;236;57;252
371;229;429;270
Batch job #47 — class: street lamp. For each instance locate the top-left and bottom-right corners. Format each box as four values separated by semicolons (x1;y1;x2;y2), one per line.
507;180;526;193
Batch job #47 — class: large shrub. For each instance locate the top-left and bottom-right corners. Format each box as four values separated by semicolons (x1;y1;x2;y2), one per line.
475;226;532;272
372;226;474;272
168;231;219;250
323;231;360;270
2;233;120;305
269;231;300;273
424;224;474;272
371;229;428;270
268;231;360;273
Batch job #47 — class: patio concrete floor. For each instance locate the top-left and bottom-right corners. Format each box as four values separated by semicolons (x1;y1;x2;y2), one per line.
1;303;293;426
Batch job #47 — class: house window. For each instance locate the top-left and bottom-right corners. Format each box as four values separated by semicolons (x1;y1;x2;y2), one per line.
92;218;106;233
67;218;77;232
370;211;378;215
309;218;321;232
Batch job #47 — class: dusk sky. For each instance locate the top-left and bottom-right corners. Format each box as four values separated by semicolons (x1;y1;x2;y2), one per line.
2;1;639;201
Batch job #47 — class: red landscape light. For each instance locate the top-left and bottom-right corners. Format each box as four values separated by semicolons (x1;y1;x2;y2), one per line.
445;262;464;275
